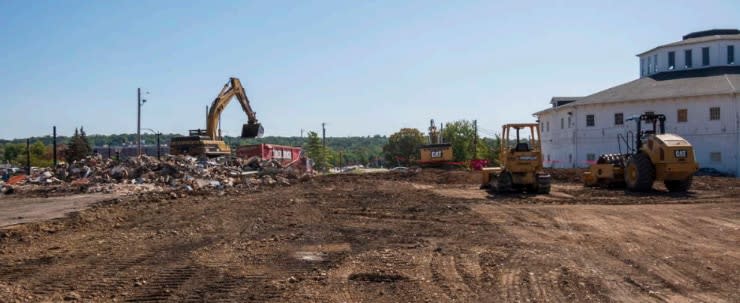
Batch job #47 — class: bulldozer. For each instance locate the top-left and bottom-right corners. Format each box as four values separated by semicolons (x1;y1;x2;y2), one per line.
583;113;698;192
480;123;551;194
170;77;263;157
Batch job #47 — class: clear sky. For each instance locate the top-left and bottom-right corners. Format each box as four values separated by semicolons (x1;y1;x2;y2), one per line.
1;0;738;140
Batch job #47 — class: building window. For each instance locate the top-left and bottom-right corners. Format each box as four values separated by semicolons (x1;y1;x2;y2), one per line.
569;154;572;163
710;107;720;120
568;116;572;128
729;45;735;64
653;54;658;72
668;51;675;70
586;153;596;162
677;109;687;123
614;113;624;125
586;114;595;127
647;56;652;74
546;121;550;132
702;47;710;66
710;152;722;163
547;154;550;161
561;118;564;129
684;49;692;68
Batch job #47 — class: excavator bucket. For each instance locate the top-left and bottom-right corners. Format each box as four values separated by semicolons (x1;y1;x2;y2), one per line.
241;123;264;138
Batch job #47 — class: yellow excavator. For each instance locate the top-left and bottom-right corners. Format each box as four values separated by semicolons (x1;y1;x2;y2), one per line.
417;119;456;167
584;113;698;192
170;77;263;157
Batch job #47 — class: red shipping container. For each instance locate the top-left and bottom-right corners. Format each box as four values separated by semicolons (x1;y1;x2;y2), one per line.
236;144;302;166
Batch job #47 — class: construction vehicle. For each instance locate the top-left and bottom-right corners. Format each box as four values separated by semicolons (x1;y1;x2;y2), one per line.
417;119;459;167
583;113;698;192
480;123;551;194
170;77;263;157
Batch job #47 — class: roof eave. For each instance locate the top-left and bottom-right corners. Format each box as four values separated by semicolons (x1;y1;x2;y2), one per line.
534;90;736;116
636;35;740;57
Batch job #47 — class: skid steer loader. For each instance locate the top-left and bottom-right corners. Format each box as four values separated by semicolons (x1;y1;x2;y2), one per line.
583;113;698;192
481;123;551;194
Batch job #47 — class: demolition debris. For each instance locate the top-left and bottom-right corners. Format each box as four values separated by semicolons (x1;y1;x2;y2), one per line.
0;154;311;196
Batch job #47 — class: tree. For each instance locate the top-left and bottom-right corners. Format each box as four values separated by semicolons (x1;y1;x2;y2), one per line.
13;140;53;167
481;135;502;166
79;126;91;150
30;140;46;159
304;131;331;171
383;128;424;166
3;144;22;164
441;120;479;162
66;127;92;163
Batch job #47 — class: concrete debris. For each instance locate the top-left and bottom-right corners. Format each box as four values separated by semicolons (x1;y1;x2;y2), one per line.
2;154;312;196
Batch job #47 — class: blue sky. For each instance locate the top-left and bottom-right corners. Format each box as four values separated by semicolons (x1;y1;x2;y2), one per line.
1;0;738;140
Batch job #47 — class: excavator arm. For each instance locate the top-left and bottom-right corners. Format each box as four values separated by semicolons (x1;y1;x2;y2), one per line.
206;77;264;139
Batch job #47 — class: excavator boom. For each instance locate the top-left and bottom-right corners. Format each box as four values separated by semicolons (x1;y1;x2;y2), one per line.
206;77;264;139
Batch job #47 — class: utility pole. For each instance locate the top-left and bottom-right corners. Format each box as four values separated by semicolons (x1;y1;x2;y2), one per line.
26;139;30;174
296;129;305;147
137;88;141;156
156;132;161;160
322;123;326;148
52;126;57;167
137;88;149;156
473;119;478;158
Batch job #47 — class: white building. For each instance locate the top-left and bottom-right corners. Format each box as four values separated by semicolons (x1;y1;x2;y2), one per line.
534;29;740;176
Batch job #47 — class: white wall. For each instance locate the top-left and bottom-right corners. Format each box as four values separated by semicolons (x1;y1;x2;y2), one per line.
639;39;739;77
538;95;739;175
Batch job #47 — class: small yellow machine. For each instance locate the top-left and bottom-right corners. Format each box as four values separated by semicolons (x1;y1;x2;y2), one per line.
170;77;263;157
417;119;458;167
584;113;698;192
419;144;454;163
481;123;550;194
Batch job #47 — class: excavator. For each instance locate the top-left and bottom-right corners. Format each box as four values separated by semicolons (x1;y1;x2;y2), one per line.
417;119;456;167
170;77;263;157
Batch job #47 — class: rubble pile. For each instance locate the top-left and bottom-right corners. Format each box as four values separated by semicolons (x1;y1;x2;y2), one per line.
1;154;312;196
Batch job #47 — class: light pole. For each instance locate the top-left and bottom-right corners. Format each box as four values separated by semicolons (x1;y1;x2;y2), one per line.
137;88;149;156
142;128;161;160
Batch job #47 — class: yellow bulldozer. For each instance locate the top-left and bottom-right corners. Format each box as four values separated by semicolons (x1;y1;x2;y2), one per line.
481;123;551;194
583;113;698;192
170;77;263;157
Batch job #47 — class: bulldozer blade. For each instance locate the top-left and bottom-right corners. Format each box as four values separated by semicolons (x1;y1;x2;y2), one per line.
241;123;264;138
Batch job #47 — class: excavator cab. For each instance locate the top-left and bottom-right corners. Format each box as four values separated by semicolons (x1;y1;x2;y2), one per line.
241;123;264;138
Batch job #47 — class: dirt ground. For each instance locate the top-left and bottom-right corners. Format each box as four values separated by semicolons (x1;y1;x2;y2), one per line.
0;170;738;302
0;194;117;228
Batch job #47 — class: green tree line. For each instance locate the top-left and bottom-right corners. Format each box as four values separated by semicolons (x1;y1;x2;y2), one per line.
2;123;505;169
1;132;390;168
